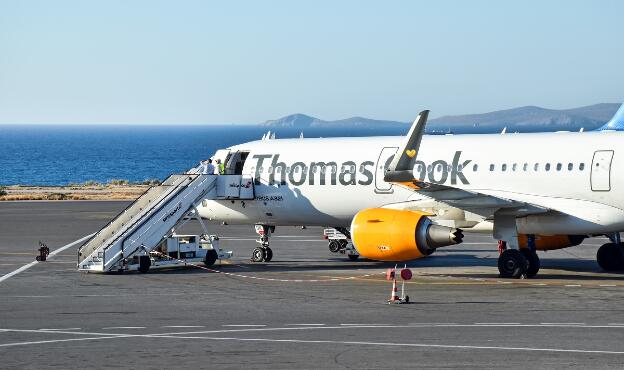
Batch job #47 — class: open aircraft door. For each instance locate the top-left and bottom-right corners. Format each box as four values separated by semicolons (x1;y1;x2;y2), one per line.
591;150;614;191
216;150;255;199
375;147;398;193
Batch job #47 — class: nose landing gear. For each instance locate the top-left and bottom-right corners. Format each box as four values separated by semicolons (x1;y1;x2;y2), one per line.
251;225;274;262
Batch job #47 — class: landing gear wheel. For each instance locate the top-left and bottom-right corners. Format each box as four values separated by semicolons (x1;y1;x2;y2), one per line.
251;247;265;262
328;240;341;253
347;254;359;261
597;243;624;271
204;249;218;267
498;249;528;278
263;247;273;262
520;249;540;278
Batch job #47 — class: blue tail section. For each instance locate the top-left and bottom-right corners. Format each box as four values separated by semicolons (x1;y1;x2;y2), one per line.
597;103;624;131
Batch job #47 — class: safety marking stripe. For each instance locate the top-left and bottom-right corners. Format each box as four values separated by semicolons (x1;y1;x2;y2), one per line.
150;250;383;283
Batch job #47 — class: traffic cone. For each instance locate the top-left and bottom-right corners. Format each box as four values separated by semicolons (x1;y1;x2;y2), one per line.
388;279;400;303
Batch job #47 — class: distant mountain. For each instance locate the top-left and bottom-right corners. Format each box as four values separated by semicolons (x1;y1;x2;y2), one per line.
261;113;406;128
260;103;621;133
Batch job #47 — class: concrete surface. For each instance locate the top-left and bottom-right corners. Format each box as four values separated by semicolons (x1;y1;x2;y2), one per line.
1;201;623;369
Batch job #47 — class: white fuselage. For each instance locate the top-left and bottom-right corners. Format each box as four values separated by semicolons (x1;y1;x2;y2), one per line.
198;131;624;235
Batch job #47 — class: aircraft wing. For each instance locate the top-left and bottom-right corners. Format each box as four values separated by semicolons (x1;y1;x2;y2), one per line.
384;111;549;220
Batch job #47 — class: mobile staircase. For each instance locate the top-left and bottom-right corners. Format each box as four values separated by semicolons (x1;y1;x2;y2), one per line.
77;167;254;273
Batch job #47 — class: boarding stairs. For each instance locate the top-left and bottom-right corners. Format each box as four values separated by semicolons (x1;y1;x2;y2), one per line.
77;168;254;272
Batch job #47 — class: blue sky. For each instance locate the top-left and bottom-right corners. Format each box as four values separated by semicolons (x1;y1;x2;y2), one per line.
0;0;622;124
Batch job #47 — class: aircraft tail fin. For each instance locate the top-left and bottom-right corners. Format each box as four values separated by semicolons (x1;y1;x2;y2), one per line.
597;103;624;131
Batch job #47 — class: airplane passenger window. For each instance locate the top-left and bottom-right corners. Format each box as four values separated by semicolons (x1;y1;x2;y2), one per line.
427;165;433;172
473;164;478;171
437;164;443;172
534;163;539;171
579;163;585;171
268;167;273;174
512;163;517;171
502;164;507;171
523;163;528;171
416;164;423;172
489;164;495;171
556;163;562;171
568;163;573;171
545;163;551;171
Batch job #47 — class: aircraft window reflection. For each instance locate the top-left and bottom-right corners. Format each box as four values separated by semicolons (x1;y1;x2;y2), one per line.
556;163;562;171
473;164;478;171
545;163;551;171
534;163;539;171
489;164;495;171
458;164;463;171
568;163;573;171
523;163;528;171
502;164;507;171
268;167;274;174
427;165;433;172
579;163;585;171
512;163;517;171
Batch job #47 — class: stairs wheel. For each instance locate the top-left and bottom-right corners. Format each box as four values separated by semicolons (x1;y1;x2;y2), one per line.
204;249;218;267
138;255;151;273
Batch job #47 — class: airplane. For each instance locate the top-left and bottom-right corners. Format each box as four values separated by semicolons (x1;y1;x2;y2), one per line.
197;103;624;279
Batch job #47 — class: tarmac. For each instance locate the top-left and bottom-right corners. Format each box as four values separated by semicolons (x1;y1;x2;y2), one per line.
1;201;624;369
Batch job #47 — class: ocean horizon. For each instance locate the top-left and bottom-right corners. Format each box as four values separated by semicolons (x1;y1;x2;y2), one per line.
0;124;407;186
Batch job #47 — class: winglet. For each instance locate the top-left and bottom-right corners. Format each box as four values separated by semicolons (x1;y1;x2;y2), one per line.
384;110;429;185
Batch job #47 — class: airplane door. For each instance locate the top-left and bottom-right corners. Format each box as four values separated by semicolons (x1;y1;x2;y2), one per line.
591;150;614;191
375;147;398;193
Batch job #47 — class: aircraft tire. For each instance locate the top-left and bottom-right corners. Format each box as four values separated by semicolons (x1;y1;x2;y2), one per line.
204;249;218;267
498;249;528;278
347;254;359;261
263;247;273;262
251;247;265;262
328;240;341;253
597;243;624;271
521;249;540;278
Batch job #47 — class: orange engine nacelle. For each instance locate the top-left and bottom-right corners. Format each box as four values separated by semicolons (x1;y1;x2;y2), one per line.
350;208;463;261
518;234;585;251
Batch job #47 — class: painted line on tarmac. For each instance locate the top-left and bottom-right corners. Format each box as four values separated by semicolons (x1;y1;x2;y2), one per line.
222;324;266;327
144;334;624;355
2;323;624;350
40;328;82;331
0;233;94;284
285;324;326;326
162;325;205;328
102;326;146;330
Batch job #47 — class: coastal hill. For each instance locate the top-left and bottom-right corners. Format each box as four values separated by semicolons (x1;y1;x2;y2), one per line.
260;103;620;133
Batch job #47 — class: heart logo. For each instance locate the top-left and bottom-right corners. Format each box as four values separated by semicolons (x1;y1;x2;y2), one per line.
405;149;416;158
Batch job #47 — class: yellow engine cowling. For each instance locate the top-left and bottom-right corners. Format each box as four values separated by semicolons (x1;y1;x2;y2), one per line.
518;234;585;251
350;208;463;261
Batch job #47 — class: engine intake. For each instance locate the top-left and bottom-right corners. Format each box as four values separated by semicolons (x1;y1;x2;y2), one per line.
350;208;463;261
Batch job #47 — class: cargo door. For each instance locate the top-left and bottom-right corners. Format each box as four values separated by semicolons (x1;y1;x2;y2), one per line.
591;150;614;191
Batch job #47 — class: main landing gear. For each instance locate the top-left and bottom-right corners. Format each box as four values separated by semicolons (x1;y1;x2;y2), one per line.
497;240;540;279
597;233;624;271
251;224;274;262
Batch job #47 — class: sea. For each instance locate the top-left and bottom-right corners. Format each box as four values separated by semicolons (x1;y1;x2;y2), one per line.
0;124;407;186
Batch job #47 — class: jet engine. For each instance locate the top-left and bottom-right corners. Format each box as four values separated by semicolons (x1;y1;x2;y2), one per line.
350;208;463;261
518;234;585;251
